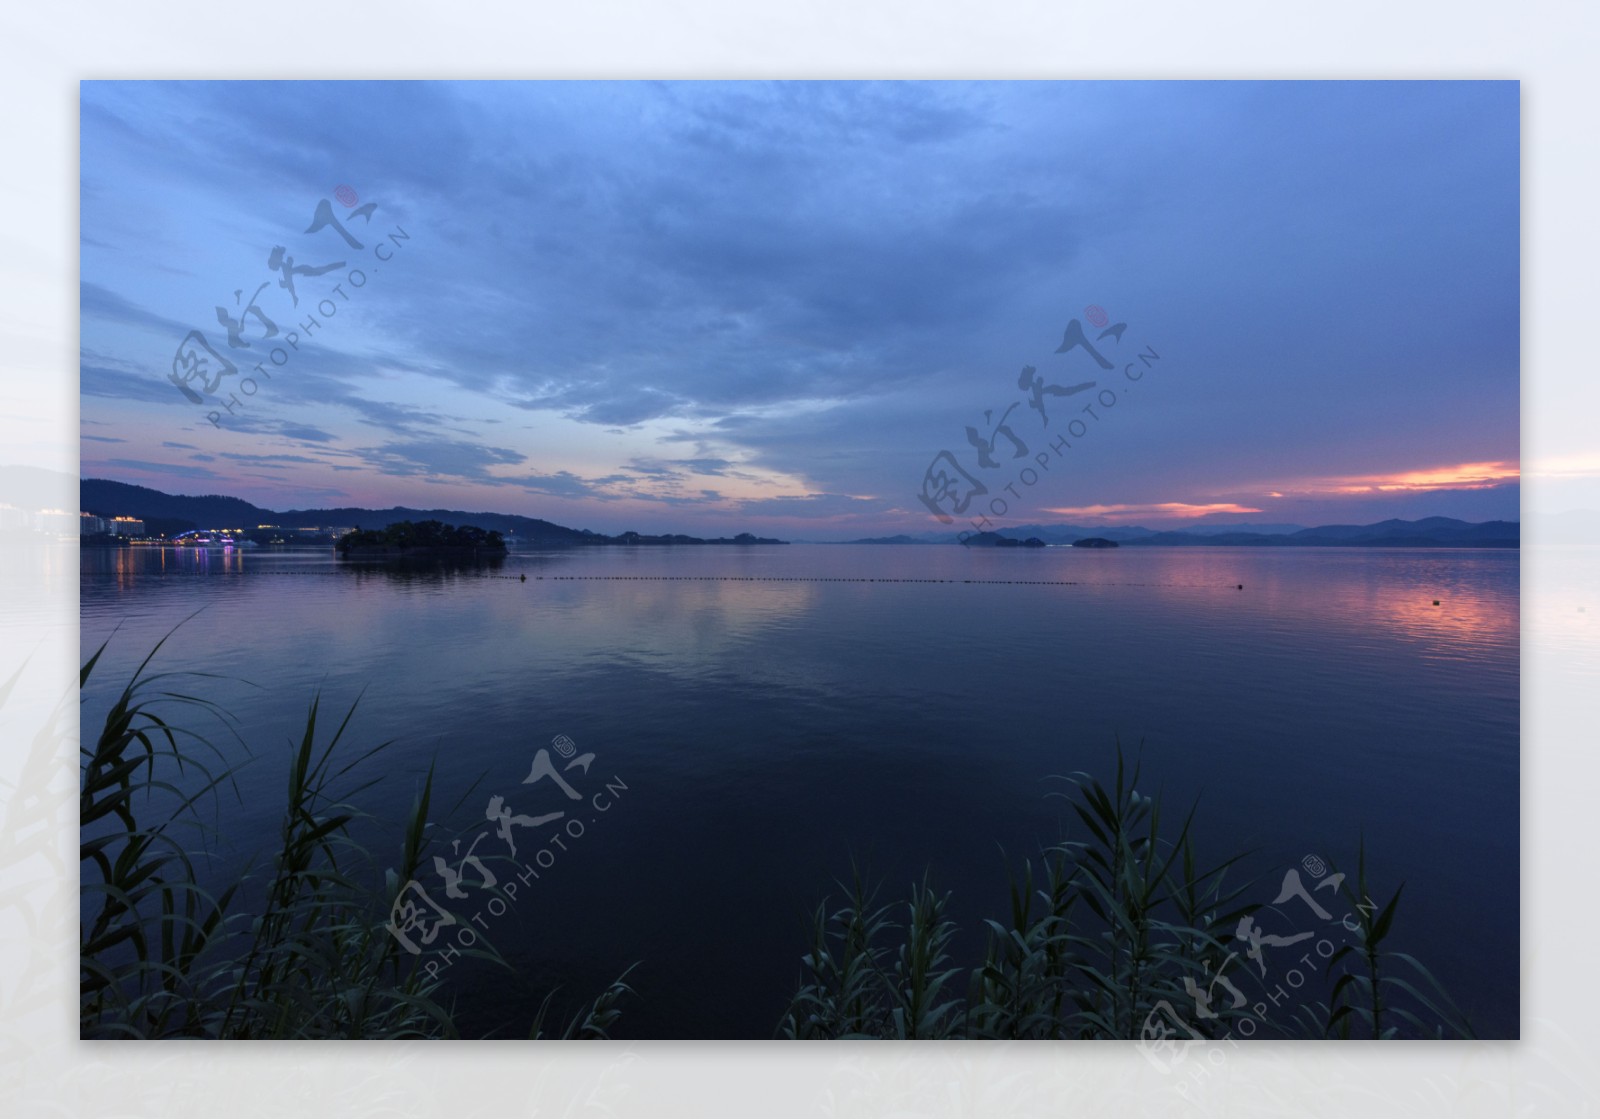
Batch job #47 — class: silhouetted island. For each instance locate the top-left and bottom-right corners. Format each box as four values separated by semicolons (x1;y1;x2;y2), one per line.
337;520;507;557
78;480;789;549
1071;537;1119;549
337;520;787;556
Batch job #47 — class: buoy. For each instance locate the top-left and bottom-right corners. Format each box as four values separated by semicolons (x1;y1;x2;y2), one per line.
520;573;526;582
1432;600;1440;606
1236;584;1243;590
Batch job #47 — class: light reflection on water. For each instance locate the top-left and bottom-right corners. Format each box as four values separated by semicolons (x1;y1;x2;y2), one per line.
81;543;1521;1038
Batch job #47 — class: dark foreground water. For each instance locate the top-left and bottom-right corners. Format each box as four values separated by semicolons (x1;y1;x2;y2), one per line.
81;543;1519;1038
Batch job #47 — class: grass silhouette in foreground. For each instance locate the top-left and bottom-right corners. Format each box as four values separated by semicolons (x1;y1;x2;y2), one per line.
79;626;630;1039
78;627;1475;1041
781;751;1476;1040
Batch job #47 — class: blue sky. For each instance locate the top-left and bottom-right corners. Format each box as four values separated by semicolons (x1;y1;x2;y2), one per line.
80;80;1520;536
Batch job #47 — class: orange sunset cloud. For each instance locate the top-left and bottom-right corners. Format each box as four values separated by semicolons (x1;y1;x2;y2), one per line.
1040;501;1265;522
1278;460;1519;496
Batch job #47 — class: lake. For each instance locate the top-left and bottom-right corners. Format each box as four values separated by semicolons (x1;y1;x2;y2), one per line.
79;542;1519;1039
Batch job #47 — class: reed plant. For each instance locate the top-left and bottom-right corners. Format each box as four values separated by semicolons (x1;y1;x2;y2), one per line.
1291;840;1475;1040
79;629;632;1039
781;748;1474;1041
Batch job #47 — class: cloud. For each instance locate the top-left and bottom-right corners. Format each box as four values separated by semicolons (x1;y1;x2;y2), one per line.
505;471;617;500
271;422;341;444
81;361;188;405
360;438;525;480
77;82;1521;531
197;414;340;444
94;457;226;480
671;457;735;475
1042;502;1267;522
340;396;453;438
217;452;326;465
621;456;738;480
732;492;888;519
513;386;688;427
1272;461;1519;496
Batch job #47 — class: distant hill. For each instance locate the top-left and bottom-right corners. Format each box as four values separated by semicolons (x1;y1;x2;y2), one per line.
78;479;1516;550
889;516;1516;548
1118;517;1518;549
842;534;936;545
80;479;274;530
274;503;594;546
1169;521;1311;537
960;531;1046;548
79;479;785;547
998;523;1150;544
999;522;1305;544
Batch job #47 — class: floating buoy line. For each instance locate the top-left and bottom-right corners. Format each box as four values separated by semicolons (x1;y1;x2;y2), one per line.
189;569;1259;589
90;565;1453;602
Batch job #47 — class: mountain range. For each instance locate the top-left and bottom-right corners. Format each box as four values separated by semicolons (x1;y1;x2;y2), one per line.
1100;517;1517;548
78;479;782;547
77;478;1519;549
846;517;1518;548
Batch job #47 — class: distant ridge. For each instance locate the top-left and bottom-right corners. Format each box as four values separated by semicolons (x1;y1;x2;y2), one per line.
834;517;1518;548
78;479;785;547
960;531;1045;548
965;519;1515;547
79;479;1518;549
1117;517;1518;549
1001;521;1310;543
841;534;935;545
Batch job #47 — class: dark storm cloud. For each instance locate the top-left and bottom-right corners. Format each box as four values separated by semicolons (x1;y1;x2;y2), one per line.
96;457;226;480
80;81;1521;527
669;458;735;475
620;456;739;480
733;493;887;519
217;452;325;465
269;422;341;444
505;471;618;501
82;81;1074;433
81;360;186;405
174;411;340;445
359;438;526;481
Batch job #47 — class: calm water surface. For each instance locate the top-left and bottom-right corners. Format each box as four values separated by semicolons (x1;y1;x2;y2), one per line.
80;543;1519;1038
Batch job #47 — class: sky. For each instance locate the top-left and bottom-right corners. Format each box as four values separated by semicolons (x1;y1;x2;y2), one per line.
79;80;1521;538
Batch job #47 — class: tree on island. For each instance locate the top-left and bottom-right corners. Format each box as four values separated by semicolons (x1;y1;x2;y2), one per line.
336;519;506;555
